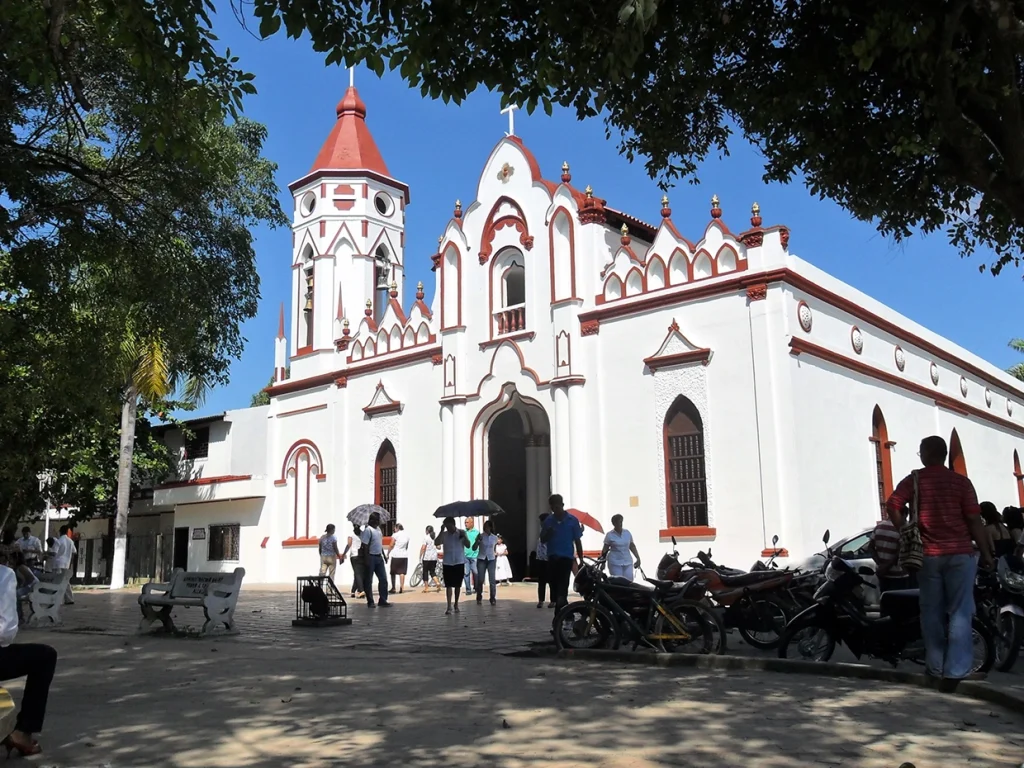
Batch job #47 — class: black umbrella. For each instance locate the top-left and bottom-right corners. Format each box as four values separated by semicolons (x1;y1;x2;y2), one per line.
433;500;505;519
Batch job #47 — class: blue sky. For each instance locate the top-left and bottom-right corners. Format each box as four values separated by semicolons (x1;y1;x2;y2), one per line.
196;18;1023;416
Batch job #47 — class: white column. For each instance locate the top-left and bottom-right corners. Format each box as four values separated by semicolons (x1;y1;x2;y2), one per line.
441;405;454;503
552;386;571;500
453;403;469;499
567;385;587;513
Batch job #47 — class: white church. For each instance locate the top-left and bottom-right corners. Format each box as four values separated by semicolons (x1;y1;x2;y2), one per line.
99;83;1024;585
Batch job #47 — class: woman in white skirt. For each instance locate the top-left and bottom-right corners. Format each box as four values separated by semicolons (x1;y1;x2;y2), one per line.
494;536;513;584
602;515;641;581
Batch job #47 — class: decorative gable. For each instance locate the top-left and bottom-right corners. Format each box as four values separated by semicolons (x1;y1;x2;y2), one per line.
363;380;402;417
643;320;713;372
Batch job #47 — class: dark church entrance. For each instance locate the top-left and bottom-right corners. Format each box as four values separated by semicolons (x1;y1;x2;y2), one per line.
486;395;550;581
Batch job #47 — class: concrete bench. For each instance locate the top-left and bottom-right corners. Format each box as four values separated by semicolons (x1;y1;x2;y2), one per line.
26;570;72;627
138;567;245;636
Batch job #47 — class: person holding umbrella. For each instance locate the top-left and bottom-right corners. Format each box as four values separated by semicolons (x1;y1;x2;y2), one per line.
434;517;470;615
360;513;392;608
540;494;583;611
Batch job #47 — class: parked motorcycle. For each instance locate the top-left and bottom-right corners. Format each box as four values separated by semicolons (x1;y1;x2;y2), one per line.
777;552;995;673
657;537;797;650
975;554;1024;672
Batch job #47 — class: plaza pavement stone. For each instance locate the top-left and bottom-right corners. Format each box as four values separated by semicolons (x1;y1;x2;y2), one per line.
11;584;1024;767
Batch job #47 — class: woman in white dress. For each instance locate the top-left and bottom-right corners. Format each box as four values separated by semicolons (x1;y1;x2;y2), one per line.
494;536;513;584
601;515;641;581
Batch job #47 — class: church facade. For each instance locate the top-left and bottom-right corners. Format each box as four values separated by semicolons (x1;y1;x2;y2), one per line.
131;85;1024;585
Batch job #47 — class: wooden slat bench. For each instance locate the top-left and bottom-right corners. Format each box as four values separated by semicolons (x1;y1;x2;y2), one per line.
138;567;245;636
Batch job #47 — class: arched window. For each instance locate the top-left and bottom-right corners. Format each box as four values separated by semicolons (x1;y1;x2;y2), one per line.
373;245;391;324
664;396;708;528
375;440;397;537
870;406;894;519
949;429;968;476
504;262;525;306
1014;450;1024;506
301;245;314;349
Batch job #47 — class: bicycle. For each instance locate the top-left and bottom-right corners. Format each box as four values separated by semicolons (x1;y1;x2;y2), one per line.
554;556;714;653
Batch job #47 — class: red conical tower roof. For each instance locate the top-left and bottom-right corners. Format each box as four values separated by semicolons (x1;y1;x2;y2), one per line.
309;86;391;176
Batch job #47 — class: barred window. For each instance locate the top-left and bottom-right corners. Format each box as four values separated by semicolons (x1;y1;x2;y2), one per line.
375;441;397;538
208;524;240;561
185;427;210;460
664;397;707;528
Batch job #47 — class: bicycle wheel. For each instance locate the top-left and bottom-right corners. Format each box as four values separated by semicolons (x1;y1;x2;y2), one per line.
554;601;621;651
668;597;726;654
654;601;714;654
409;563;423;588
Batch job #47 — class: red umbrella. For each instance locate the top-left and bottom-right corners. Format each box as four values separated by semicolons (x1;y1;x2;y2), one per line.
567;508;604;534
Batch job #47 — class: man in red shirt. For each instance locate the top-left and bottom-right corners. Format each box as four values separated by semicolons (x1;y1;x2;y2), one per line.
887;436;992;683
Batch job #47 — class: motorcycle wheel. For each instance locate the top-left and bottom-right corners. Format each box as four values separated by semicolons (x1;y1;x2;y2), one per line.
408;564;423;589
777;616;837;662
654;601;714;654
971;615;998;674
739;595;791;650
553;601;621;651
994;612;1022;673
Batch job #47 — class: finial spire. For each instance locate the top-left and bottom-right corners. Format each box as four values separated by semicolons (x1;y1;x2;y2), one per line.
750;201;762;228
561;161;571;184
710;194;722;219
620;223;630;246
277;303;285;339
660;194;672;219
349;66;354;88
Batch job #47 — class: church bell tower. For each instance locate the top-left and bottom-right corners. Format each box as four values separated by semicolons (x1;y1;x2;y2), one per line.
283;70;410;375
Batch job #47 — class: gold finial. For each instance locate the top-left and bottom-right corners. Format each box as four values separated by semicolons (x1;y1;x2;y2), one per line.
365;299;372;309
752;202;760;215
585;185;593;197
455;199;461;207
562;161;569;172
438;235;444;245
342;318;350;328
417;281;423;291
711;194;720;207
661;194;669;207
390;281;397;290
620;223;629;236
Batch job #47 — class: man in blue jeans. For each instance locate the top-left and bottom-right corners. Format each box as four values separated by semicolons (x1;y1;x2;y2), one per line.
886;436;992;688
462;517;480;593
540;494;583;611
359;513;392;608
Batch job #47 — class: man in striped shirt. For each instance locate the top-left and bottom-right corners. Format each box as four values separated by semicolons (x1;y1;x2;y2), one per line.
887;435;992;683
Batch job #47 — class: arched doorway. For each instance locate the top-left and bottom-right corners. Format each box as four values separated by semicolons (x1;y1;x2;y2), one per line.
485;390;551;581
949;429;968;477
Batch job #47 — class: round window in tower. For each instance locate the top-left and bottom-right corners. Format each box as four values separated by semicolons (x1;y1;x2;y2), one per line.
300;191;316;217
374;192;395;217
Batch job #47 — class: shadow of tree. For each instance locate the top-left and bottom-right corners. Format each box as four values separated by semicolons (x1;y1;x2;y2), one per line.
12;630;1023;768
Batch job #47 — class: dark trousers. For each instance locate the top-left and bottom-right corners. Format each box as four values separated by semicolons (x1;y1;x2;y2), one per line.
535;559;549;603
548;556;574;610
0;644;57;733
364;554;389;605
350;556;365;595
880;573;917;593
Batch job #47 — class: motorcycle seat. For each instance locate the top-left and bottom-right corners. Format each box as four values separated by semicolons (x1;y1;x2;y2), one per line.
879;588;920;616
718;571;787;587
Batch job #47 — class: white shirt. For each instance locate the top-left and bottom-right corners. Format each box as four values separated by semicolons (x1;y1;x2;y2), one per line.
422;535;439;561
604;529;634;567
54;536;77;570
476;533;498;561
0;567;18;647
390;529;410;557
440;530;467;566
360;527;383;556
14;536;41;559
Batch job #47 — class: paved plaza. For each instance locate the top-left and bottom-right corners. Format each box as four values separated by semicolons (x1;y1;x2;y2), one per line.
8;584;1024;767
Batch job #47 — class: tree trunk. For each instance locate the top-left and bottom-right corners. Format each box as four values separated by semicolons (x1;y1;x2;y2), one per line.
110;385;138;590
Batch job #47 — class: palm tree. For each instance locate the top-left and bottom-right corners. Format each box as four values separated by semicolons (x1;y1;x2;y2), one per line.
110;332;206;589
1010;339;1024;383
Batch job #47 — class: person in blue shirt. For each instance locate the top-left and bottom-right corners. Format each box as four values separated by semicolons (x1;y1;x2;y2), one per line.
539;494;583;611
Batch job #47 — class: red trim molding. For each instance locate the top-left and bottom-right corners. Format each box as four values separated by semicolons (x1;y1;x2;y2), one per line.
281;537;319;548
363;401;402;417
276;404;328;419
579;266;1024;403
761;548;790;558
644;349;712;372
288;169;410;203
271;344;441;396
479;331;535;350
157;474;252;489
659;526;717;539
789;337;1024;437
